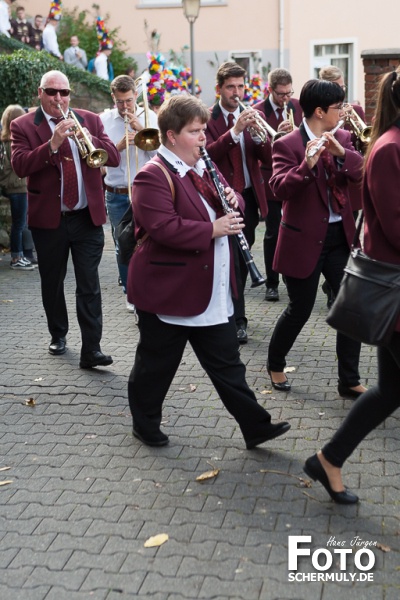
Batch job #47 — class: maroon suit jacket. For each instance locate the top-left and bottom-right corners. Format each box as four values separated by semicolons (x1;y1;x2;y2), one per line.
127;156;244;316
270;123;363;279
205;103;269;218
253;96;303;201
11;107;120;229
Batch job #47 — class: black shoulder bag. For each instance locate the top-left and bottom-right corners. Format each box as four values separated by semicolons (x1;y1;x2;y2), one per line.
326;212;400;346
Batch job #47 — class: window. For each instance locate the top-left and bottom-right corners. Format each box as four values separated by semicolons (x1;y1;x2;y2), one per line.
311;40;356;102
229;51;262;78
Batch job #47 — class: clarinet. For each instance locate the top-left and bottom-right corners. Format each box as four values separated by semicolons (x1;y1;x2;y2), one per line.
199;146;266;288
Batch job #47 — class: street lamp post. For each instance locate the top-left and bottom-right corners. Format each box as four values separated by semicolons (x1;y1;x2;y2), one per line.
182;0;201;95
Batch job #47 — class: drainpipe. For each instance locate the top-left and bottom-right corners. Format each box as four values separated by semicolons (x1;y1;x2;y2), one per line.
279;0;284;67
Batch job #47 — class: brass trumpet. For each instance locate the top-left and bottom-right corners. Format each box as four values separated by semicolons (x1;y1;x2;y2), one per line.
133;76;160;152
343;103;371;146
234;96;277;142
57;104;108;168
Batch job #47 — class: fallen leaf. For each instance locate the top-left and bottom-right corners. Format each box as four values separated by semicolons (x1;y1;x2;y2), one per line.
189;384;197;392
376;543;391;553
284;366;296;373
0;480;13;487
34;377;43;382
1;299;13;303
0;467;11;472
144;533;169;547
24;398;36;406
196;468;220;482
261;390;272;395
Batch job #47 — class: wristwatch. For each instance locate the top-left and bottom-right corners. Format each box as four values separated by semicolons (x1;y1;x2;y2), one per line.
48;139;59;155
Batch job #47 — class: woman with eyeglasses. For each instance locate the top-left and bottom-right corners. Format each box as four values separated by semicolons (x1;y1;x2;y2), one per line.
266;79;366;399
303;68;400;504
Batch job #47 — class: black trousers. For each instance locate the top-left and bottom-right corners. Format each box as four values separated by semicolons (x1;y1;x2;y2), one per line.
263;199;282;288
31;208;105;354
232;187;260;328
128;310;273;442
268;221;361;386
322;332;400;467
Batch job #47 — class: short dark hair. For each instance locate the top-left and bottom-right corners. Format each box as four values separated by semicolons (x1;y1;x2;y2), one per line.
157;94;210;145
110;75;136;95
216;61;246;87
16;6;25;11
299;79;345;118
268;68;292;89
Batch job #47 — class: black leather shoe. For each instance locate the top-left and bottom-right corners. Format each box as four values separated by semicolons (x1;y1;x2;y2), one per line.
48;337;66;355
267;367;291;391
337;382;365;399
79;351;113;369
133;426;169;447
264;287;279;302
303;454;359;504
237;327;248;344
246;422;291;449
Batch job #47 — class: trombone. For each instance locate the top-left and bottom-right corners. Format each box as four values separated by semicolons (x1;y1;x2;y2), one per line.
56;103;108;168
133;76;160;152
343;103;372;146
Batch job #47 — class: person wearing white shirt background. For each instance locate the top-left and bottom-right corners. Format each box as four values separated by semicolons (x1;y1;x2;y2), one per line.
0;0;16;37
42;15;63;60
100;75;158;313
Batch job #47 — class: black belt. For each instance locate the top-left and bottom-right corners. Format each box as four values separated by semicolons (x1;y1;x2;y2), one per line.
61;207;89;217
105;184;130;195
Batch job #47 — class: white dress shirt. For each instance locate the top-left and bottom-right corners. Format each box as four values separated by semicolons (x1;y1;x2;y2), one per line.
100;106;158;187
63;46;88;70
42;23;61;58
94;52;109;80
0;1;11;37
157;144;233;326
219;102;253;189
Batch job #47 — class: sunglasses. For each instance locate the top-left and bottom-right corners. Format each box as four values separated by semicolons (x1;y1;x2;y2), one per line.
41;88;71;97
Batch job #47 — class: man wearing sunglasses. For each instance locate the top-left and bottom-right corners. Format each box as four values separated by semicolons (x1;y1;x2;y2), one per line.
254;68;303;303
10;70;120;368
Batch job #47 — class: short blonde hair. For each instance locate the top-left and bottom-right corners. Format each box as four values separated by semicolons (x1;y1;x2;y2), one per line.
319;66;343;82
1;104;25;141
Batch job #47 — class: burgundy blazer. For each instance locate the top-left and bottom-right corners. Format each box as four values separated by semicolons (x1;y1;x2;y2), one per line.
270;123;363;279
363;123;400;331
127;157;244;316
253;96;303;201
205;103;269;218
11;107;120;229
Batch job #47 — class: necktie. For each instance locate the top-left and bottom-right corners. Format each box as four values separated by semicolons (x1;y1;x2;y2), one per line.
276;107;284;124
227;113;246;192
186;169;223;217
51;118;79;210
320;151;347;214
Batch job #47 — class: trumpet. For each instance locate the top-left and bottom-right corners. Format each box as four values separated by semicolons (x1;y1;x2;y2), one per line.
284;101;295;130
307;120;344;158
199;146;266;288
343;103;372;146
234;96;276;143
133;76;160;152
57;104;108;168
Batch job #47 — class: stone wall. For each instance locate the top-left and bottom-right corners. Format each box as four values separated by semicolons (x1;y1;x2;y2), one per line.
361;48;400;124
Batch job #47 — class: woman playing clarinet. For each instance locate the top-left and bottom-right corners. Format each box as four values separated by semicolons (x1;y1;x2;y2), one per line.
267;79;367;398
126;94;290;448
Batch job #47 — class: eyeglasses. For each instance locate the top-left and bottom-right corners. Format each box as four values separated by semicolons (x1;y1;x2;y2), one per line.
328;103;345;110
41;88;71;97
114;98;135;106
340;84;347;92
273;90;294;98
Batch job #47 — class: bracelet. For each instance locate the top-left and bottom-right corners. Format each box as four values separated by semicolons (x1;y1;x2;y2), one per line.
48;139;58;155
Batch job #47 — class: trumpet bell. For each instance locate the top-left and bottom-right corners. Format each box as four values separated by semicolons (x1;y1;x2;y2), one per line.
134;128;160;152
86;148;108;169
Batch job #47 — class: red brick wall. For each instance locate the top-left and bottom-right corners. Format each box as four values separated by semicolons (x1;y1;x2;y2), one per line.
362;50;400;124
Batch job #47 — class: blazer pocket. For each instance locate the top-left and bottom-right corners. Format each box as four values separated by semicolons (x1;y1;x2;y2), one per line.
280;220;302;233
149;261;186;267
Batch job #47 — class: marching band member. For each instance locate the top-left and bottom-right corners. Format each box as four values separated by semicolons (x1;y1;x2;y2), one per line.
11;70;119;368
267;79;366;399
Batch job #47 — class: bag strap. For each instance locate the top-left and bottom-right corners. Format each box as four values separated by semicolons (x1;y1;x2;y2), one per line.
350;211;364;249
135;159;176;250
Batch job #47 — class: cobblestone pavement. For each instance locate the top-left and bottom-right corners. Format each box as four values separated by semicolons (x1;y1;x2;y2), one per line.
0;224;398;600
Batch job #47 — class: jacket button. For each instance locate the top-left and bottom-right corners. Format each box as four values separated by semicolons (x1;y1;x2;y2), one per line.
203;265;209;270
322;217;328;222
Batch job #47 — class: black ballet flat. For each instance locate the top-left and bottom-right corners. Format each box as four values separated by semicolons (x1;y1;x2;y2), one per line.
337;382;365;399
303;454;359;504
267;367;291;392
